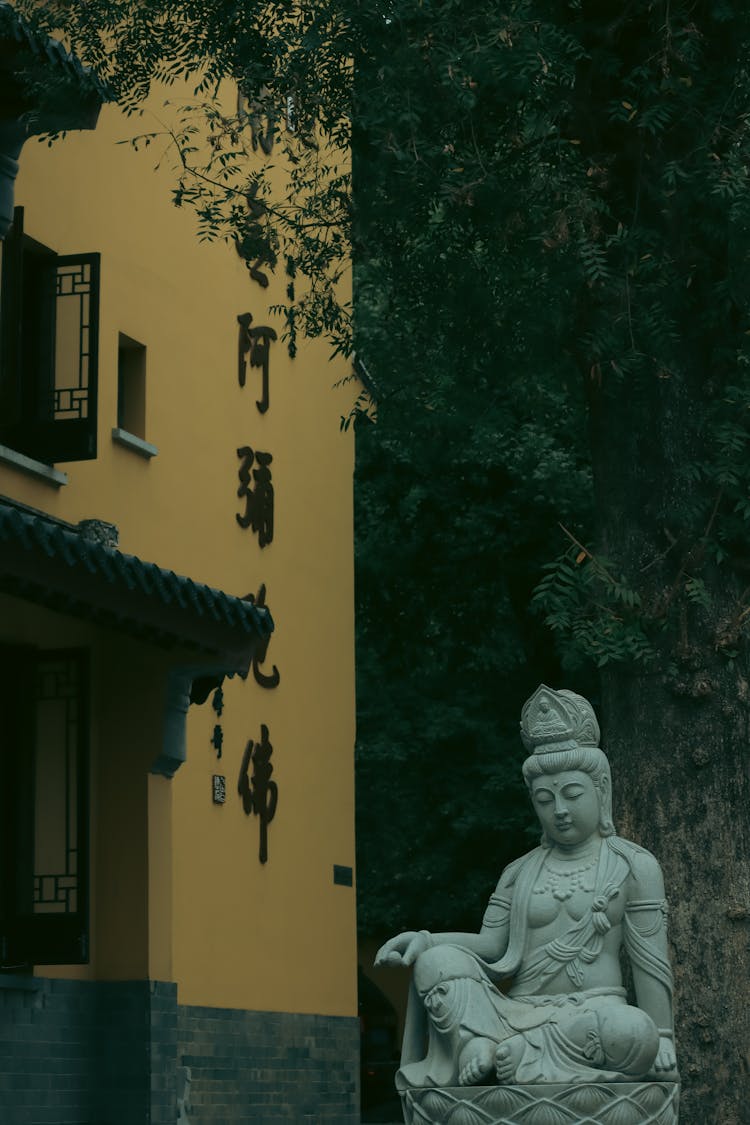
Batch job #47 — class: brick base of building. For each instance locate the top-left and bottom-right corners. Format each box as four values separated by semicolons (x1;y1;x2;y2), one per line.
0;975;359;1125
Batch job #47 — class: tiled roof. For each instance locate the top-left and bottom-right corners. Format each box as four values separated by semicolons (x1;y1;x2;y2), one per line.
0;3;113;115
0;499;273;666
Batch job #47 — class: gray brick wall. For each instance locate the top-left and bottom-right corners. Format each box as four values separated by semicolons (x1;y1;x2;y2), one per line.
93;980;177;1125
0;975;97;1125
0;976;96;1125
0;977;176;1125
0;977;359;1124
178;1005;359;1125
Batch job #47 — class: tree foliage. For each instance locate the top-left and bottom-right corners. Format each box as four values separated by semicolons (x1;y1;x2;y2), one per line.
16;0;356;355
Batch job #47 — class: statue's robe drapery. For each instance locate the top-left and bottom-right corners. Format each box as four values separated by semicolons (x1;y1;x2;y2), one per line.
397;837;673;1090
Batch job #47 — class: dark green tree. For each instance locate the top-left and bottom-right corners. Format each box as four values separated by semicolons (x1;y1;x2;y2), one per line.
354;10;750;1118
13;2;750;1117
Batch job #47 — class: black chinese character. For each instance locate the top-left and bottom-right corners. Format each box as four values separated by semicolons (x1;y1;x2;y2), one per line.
236;446;274;547
238;92;277;156
234;184;277;289
237;724;278;863
243;584;280;689
211;686;224;717
237;312;277;413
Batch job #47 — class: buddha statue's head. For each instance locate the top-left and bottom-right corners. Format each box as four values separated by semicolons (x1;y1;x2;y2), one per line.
520;685;615;843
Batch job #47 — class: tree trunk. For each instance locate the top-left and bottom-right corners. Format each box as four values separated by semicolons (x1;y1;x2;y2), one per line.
589;369;750;1123
602;663;750;1124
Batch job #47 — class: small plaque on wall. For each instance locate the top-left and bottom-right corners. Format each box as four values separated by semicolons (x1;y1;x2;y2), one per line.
212;775;227;804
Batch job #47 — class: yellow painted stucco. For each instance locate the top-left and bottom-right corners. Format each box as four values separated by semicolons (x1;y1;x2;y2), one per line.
3;83;356;1017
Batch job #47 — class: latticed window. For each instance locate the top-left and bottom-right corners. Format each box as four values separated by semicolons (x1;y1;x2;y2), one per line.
0;207;100;463
0;647;90;968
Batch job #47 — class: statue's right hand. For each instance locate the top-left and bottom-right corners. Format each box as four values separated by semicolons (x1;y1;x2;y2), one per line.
374;931;430;968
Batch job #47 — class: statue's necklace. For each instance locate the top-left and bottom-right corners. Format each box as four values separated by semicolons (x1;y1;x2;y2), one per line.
535;853;599;902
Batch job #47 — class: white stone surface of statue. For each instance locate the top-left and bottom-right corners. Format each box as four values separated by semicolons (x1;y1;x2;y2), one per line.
375;685;679;1125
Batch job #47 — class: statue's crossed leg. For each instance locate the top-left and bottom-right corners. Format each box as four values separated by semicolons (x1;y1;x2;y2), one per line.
413;946;659;1087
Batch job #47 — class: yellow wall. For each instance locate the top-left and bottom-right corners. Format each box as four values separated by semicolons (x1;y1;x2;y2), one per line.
4;85;356;1016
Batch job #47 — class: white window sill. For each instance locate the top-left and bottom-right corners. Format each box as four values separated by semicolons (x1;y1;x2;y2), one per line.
111;428;158;459
0;443;68;486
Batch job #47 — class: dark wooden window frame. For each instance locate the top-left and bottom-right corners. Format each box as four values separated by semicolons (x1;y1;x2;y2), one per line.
0;206;100;463
0;646;90;969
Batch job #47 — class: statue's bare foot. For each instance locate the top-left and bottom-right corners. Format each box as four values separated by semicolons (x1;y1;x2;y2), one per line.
458;1038;496;1086
496;1036;526;1084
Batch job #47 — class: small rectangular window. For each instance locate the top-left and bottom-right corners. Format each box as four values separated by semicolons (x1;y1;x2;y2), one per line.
286;94;297;133
117;333;147;439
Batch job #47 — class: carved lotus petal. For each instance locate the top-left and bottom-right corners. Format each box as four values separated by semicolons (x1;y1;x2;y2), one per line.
515;1099;569;1125
419;1090;454;1119
401;1092;423;1125
410;1081;678;1125
565;1084;613;1113
446;1103;482;1125
635;1083;673;1114
486;1086;527;1114
600;1096;643;1125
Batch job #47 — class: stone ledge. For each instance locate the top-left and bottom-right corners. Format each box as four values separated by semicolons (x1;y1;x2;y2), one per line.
0;442;68;485
111;427;158;458
402;1081;680;1125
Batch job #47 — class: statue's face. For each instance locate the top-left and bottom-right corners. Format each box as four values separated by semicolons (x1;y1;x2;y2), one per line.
530;769;600;847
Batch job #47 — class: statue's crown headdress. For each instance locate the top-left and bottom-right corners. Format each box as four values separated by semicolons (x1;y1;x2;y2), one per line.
520;685;600;755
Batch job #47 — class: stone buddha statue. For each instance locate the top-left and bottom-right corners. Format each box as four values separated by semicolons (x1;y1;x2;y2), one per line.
375;686;678;1121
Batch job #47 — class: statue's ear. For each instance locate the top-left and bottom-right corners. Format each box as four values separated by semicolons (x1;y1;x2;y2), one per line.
596;772;616;835
594;773;608;810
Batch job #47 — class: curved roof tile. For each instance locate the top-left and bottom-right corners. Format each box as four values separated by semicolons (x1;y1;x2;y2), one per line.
0;500;273;665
